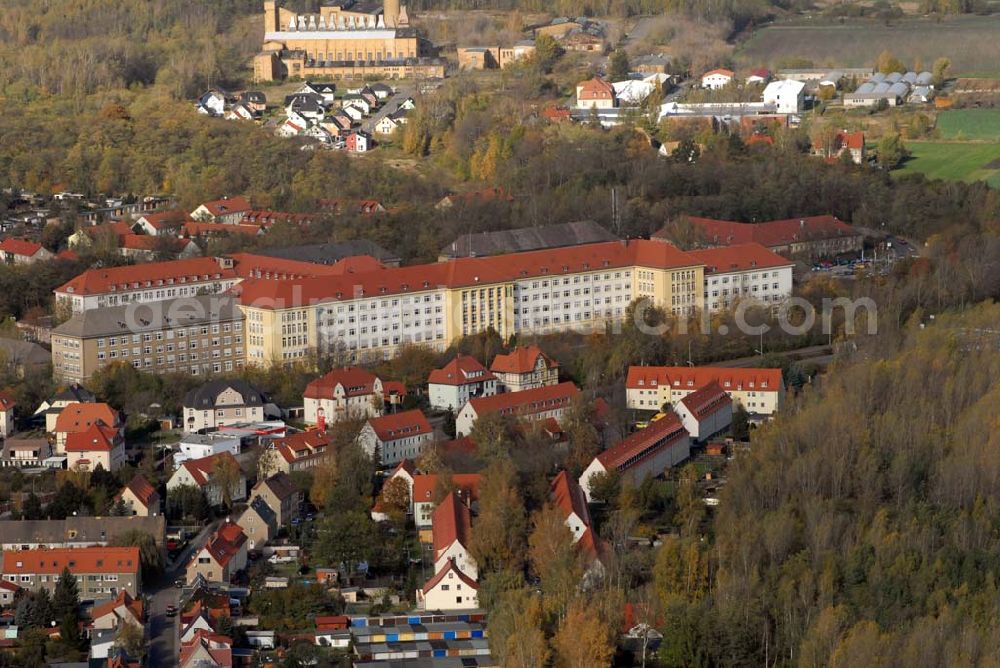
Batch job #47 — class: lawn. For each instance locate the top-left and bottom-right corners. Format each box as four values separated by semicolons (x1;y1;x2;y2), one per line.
895;141;1000;188
736;15;1000;76
936;109;1000;141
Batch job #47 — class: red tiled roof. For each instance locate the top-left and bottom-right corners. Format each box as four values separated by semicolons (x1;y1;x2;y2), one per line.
465;382;578;420
626;366;783;393
180;451;241;487
422;558;478;595
577;77;615;99
489;345;557;375
53;402;118;434
55;257;237;296
428;355;494;386
440;436;477;457
196;196;251;217
411;474;481;505
138;210;189;229
596;412;687;469
703;68;734;78
117;473;159;507
83;220;134;241
232;239;700;308
686;242;794;274
64;421;118;452
119;234;192;252
0;580;20;593
2;547;140;575
391;458;417;478
0;238;44;257
835;131;865;150
272;430;334;464
0;390;15;411
382;380;407;397
659;215;859;250
432;491;472;556
679;380;732;419
195;523;247;569
91;589;143;624
542;105;572;121
748;67;770;78
550;470;591;526
366;409;431;442
319;198;385;215
56;250;79;262
304;367;380;400
315;615;350;630
180;628;233;668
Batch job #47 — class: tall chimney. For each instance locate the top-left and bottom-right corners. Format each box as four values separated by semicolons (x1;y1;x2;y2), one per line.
383;0;399;28
264;1;279;33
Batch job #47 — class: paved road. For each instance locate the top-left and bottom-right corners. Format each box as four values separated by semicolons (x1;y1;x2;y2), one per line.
361;84;415;134
147;520;220;667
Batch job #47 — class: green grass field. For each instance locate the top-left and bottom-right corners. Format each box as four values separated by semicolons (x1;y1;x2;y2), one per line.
737;15;1000;76
936;110;1000;141
896;142;1000;187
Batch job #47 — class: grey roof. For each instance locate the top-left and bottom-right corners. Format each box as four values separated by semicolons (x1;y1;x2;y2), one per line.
901;71;917;84
0;338;50;367
888;82;909;96
242;496;277;530
254;240;399;266
180;433;240;445
369;83;393;93
855;82;875;94
52;295;243;339
0;515;166;545
183;379;265;410
916;72;933;85
885;72;902;84
870;72;886;83
440;221;618;260
912;85;933;98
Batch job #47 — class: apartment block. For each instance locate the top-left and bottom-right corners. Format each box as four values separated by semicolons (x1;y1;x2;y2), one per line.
1;546;142;598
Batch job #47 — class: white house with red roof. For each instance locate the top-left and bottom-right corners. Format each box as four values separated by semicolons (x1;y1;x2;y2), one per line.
489;345;559;393
575;77;617;109
701;68;734;89
190;196;252;225
455;381;579;437
303;367;388;426
185;522;247;585
418;558;479;611
673;381;732;441
266;429;334;474
180;629;234;668
0;579;19;606
0;238;53;264
167;451;246;507
0;390;16;438
431;492;478;580
114;474;161;517
411;473;481;533
132;210;190;236
579;414;690;501
550;470;591;543
65;421;125;472
358;409;434;466
428;355;497;412
745;67;771;85
626;366;784;417
685;243;794;311
91;589;144;630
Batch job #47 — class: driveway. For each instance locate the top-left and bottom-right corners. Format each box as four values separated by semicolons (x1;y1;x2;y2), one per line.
147;520;220;667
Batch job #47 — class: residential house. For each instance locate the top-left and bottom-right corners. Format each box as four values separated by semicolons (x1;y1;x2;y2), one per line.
626;366;784;417
266;429;335;474
1;546;141;598
176;433;242;467
237;496;277;550
0;579;19;606
65;421;126;472
239;90;267;112
549;470;591;543
183;380;267;433
762;79;806;114
315;615;352;648
576;78;616;109
303;367;388;425
132;210;189;236
1;438;53;468
190;196;252;225
341;104;365;122
813;131;866;164
341;94;373;114
346;130;372;153
286;93;327;121
167;451;246;507
248;472;301;526
456;381;578;437
197;91;226;117
673;380;732;441
0;239;53;264
277;117;306;137
701;68;734;89
411;473;481;532
114;474;160;517
358;409;434;466
295;82;337;104
374;110;408;134
179;629;233;668
745;67;771;85
225;103;256;121
0;516;165;552
91;590;144;631
0;390;15;437
431;492;478;580
51;402;121;451
185;522;248;584
579;414;691;501
428;355;497;412
418;559;479;611
560;30;603;52
369;83;394;99
489;345;560;393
